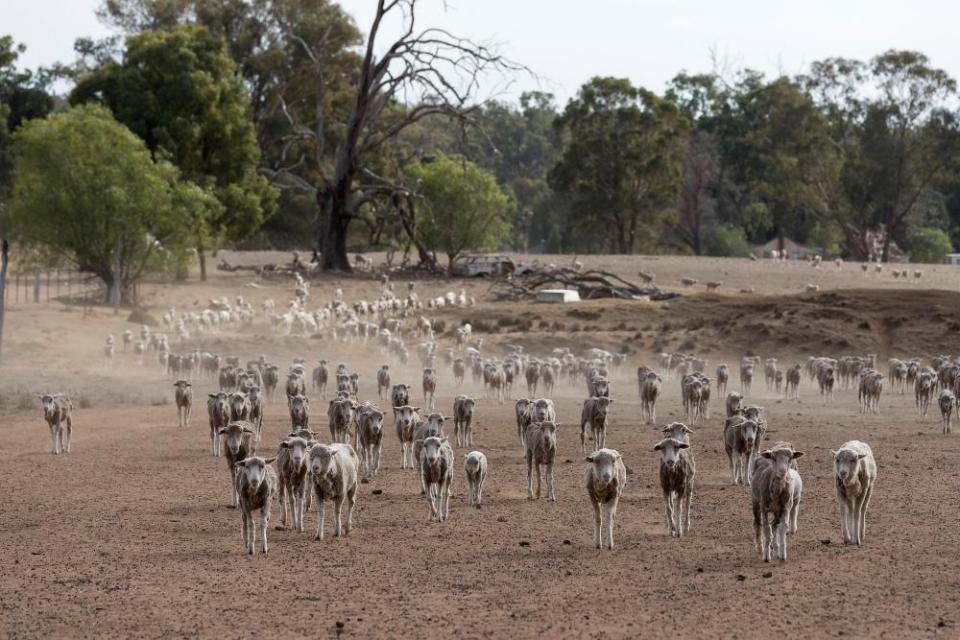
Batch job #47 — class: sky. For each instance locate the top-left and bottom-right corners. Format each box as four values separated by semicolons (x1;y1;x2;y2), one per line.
5;0;959;105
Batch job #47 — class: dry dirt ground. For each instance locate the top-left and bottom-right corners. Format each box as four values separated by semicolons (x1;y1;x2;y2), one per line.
2;253;960;639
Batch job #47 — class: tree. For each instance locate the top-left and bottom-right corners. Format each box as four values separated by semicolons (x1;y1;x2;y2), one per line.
262;0;522;271
405;155;510;273
71;24;276;279
674;131;719;254
549;77;688;253
907;226;952;263
4;104;189;302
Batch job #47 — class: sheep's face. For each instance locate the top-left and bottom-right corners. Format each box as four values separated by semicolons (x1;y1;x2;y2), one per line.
592;380;610;396
220;424;252;456
331;400;353;424
366;412;384;436
531;400;553;422
393;406;419;432
426;413;445;433
460;399;476;413
464;453;482;474
392;384;410;403
421;436;446;466
336;364;347;374
593;397;613;416
39;395;56;416
236;457;273;490
282;437;312;467
762;448;803;480
740;420;758;449
247;387;261;402
229;393;248;415
537;423;557;451
654;438;688;469
290;395;309;417
309;445;335;476
833;449;866;485
209;393;229;416
743;406;763;422
587;449;623;483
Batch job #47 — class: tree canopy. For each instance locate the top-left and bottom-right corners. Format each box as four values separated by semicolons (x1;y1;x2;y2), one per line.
4;104;190;300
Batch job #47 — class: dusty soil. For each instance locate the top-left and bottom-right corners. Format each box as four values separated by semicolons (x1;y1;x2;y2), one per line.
2;253;959;639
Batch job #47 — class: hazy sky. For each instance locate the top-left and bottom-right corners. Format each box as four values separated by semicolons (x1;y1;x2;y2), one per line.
6;0;959;104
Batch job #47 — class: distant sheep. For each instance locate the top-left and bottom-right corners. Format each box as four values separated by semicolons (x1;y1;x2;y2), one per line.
453;395;476;447
173;380;192;428
580;396;614;452
940;389;955;434
39;394;74;455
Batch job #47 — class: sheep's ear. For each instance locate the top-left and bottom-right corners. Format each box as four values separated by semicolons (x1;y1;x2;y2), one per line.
208;394;218;399
761;451;773;459
185;383;192;387
218;427;227;435
279;441;290;448
413;407;421;412
233;461;245;469
263;457;277;465
792;451;804;459
830;450;838;456
684;426;695;433
678;443;690;449
857;453;867;460
393;406;403;411
585;454;595;462
653;443;663;451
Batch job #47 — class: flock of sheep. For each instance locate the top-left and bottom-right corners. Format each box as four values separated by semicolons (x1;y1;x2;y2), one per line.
38;272;957;564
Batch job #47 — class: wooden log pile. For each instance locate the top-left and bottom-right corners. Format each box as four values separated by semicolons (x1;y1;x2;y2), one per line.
489;267;677;302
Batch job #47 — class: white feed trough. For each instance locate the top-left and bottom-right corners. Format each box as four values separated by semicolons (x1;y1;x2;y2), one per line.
536;289;581;303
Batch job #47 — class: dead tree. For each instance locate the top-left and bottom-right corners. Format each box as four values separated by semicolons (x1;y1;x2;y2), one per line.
262;0;524;272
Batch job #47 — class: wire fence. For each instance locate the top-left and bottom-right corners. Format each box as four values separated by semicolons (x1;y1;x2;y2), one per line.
1;269;103;305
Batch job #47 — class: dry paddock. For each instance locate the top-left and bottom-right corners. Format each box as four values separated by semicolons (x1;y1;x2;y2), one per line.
3;363;960;639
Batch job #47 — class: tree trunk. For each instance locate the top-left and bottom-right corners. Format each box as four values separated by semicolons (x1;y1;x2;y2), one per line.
447;253;457;276
319;190;352;272
198;240;207;282
0;240;8;361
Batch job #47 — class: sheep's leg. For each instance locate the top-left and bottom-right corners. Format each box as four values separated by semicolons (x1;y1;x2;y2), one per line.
761;512;772;562
441;477;451;521
344;488;355;535
279;485;288;529
333;494;344;536
314;493;325;540
789;496;800;535
664;491;675;537
534;462;543;499
476;475;484;507
727;452;736;484
753;504;762;553
838;494;850;543
427;484;438;521
241;511;252;554
526;455;534;499
592;500;602;548
295;485;305;533
858;485;873;545
373;443;381;475
259;504;270;554
579;423;587;454
682;487;693;535
603;501;615;550
48;424;56;454
546;462;556;502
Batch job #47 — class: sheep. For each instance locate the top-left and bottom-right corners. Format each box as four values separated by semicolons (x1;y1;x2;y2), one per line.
311;361;328;398
286;372;306;400
453;359;466;386
785;364;801;399
376;365;391;400
723;416;758;485
348;372;360;397
207;392;231;456
915;371;937;419
585;448;626;549
104;336;115;360
464;450;487;509
420;436;454;522
394;405;421;469
858;370;884;413
680;277;698;287
541;365;556;396
725;391;743;417
740;364;754;394
764;358;779;391
422;368;438;410
525;362;541;397
654;438;695;538
752;445;804;562
716;364;729;395
173;380;192;428
817;364;836;403
308;443;359;540
327;398;356;444
228;391;251;423
356;403;385;477
220;422;258;508
262;365;280;401
488;368;507;404
524;421;558;501
288;394;310;429
234;455;278;555
453;395;476;447
940;389;955;434
39;394;74;455
580;396;614;452
515;398;532;446
413;413;446;490
276;435;316;532
833;441;877;546
639;372;661;424
247;386;264;437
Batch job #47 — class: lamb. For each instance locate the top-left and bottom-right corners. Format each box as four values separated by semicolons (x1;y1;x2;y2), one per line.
524;421;558;501
173;380;192;428
833;441;877;546
585;448;626;549
356;403;385;477
348;372;360;397
420;436;454;522
525;362;541;397
915;371;937;419
488;368;507;404
515;398;532;445
716;364;729;395
394;405;421;469
639;372;661;424
740;364;754;394
751;445;804;562
817;364;836;403
39;394;74;455
234;455;278;555
723;417;758;485
464;450;487;508
207;392;231;456
453;395;476;447
541;365;556;395
311;361;328;398
262;365;280;400
288;394;310;429
580;396;614;452
220;422;258;508
308;443;359;540
453;358;466;386
376;365;391;400
422;368;438;410
940;389;955;434
276;434;316;532
654;438;695;538
858;370;884;413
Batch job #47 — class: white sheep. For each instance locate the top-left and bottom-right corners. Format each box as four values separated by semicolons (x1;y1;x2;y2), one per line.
585;448;626;549
308;443;359;540
833;441;876;546
464;450;487;509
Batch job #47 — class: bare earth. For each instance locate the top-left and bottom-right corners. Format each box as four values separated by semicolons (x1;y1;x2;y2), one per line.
1;253;959;639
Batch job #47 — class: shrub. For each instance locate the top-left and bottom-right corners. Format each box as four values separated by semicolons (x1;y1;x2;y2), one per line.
703;224;752;258
907;227;952;264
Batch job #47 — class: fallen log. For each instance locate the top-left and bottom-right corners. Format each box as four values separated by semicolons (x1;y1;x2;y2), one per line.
489;267;678;302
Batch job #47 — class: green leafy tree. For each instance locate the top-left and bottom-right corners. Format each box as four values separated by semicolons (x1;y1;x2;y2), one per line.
4;104;190;301
703;224;752;257
907;226;952;263
406;155;511;273
549;77;688;253
71;24;276;279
